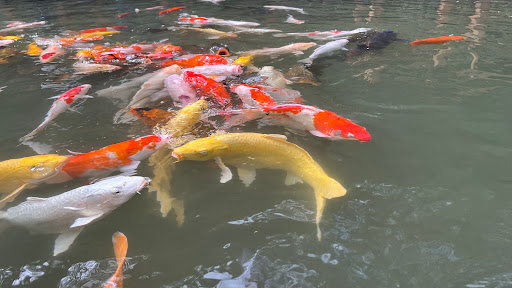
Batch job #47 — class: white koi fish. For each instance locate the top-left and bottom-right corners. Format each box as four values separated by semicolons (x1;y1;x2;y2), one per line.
19;84;92;142
299;39;349;64
264;5;307;14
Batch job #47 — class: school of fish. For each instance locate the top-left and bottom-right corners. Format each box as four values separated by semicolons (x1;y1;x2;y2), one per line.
0;2;469;286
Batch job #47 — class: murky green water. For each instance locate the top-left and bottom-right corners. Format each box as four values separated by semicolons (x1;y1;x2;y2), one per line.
0;0;511;287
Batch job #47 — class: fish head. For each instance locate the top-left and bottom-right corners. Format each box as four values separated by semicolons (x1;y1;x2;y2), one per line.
128;135;170;161
90;176;149;207
315;111;371;142
17;154;69;183
172;136;229;161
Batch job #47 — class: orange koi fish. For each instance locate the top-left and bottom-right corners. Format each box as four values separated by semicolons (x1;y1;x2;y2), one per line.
117;13;131;18
225;104;371;141
129;108;175;126
159;6;187;15
51;135;169;182
410;36;466;47
26;42;43;56
59;35;104;45
182;71;232;108
78;26;126;34
159;54;228;68
103;232;128;288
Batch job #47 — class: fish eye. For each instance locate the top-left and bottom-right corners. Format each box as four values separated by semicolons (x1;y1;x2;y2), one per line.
30;163;42;171
199;150;208;155
112;189;120;194
149;142;157;147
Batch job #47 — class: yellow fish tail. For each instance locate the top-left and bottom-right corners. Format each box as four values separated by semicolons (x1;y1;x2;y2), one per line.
314;177;346;241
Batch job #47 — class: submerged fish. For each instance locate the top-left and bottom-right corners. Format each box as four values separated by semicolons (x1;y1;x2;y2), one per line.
264;5;307;14
103;232;128;288
0;176;148;256
285;15;304;24
19;84;92;142
0;155;68;208
172;132;347;240
284;64;321;86
410;35;466;47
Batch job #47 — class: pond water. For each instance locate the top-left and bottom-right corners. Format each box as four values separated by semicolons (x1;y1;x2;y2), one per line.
0;0;511;287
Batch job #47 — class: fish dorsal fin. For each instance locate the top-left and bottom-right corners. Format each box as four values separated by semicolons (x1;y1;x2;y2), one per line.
263;134;287;141
237;167;256;187
26;196;47;202
214;157;232;183
54;227;84;256
70;213;104;228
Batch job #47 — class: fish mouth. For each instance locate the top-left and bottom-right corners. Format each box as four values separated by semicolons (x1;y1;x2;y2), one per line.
171;151;183;161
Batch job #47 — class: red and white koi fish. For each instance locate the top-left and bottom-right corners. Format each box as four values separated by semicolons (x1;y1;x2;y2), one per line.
231;84;303;104
77;26;126;34
230;84;276;108
39;44;66;63
19;85;92;142
0;21;46;33
49;135;169;183
224;104;371;141
182;71;232;108
285;15;304;24
159;6;187;15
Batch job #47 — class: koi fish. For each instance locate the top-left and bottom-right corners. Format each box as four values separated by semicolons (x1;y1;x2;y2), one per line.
0;176;148;256
230;85;276;108
26;42;43;56
20;85;92;143
73;61;122;74
410;36;466;47
0;39;14;47
159;6;187;15
182;71;232;108
39;44;66;63
59;35;104;45
160;54;228;68
285;64;321;86
177;17;260;27
172;132;346;240
117;13;131;18
103;232;128;288
238;42;317;58
0;155;68;208
183;64;242;77
0;36;22;40
167;26;237;39
299;39;349;64
0;21;46;33
78;26;126;34
50;135;169;183
224;104;371;142
130;108;176;126
285;15;304;24
273;28;372;40
264;5;307;14
232;27;282;34
135;6;164;13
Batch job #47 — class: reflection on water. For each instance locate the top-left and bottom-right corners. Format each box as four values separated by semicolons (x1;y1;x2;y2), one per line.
0;0;511;287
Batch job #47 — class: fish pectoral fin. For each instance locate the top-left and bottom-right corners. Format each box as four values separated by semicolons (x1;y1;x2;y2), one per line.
54;227;84;256
82;95;93;99
120;161;140;176
0;183;29;208
263;134;287;141
237;167;256;187
25;196;48;202
285;172;303;186
70;213;104;228
309;130;330;138
214;157;232;183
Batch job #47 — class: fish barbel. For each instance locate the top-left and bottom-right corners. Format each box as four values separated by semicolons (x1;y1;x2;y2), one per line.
172;132;347;240
0;176;148;256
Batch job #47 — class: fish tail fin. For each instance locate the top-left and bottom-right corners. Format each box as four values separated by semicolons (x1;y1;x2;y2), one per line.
19;130;37;143
313;177;346;241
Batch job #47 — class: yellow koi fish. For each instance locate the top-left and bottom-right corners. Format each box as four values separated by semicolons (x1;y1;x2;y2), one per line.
149;100;208;220
0;154;68;208
171;132;346;240
26;42;43;56
0;36;23;40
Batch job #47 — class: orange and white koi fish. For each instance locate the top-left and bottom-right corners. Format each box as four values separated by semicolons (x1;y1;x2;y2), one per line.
20;85;92;142
224;104;371;141
50;135;169;183
159;6;187;15
39;44;66;63
285;15;304;24
239;42;317;58
410;36;466;47
182;71;232;108
231;84;302;104
103;232;128;288
230;84;276;108
160;54;228;68
78;26;126;34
